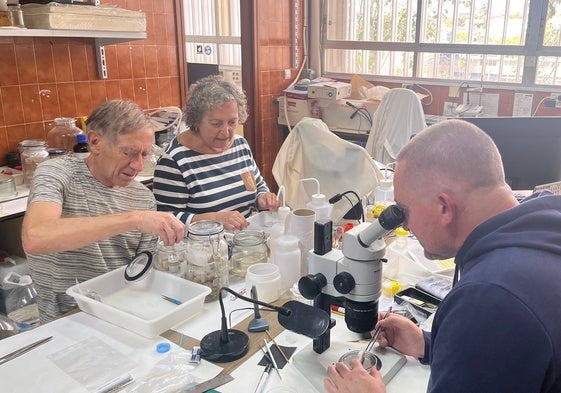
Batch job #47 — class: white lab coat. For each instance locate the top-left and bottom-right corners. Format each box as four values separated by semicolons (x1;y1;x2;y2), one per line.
273;117;382;223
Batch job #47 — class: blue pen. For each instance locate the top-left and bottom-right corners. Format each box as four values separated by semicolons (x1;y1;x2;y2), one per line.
162;294;182;305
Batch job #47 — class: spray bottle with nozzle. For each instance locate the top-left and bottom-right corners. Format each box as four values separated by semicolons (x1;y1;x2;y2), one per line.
301;178;333;220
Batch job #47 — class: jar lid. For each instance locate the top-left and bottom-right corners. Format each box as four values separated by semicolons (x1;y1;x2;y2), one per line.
18;139;47;148
54;117;77;125
188;220;224;236
124;251;153;282
48;148;69;157
233;230;265;245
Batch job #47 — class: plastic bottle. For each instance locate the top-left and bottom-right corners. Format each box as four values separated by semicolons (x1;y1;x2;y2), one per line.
384;226;409;280
374;178;394;208
4;272;40;332
73;133;90;159
302;178;332;220
272;234;301;292
269;185;291;265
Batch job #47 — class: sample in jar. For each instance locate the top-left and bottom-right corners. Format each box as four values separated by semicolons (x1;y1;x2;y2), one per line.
184;220;229;301
18;140;49;186
155;240;186;278
47;117;83;151
231;230;268;277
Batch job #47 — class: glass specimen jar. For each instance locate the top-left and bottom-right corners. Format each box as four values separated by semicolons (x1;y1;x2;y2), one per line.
231;230;268;277
18;140;49;186
184;220;229;302
47;117;83;151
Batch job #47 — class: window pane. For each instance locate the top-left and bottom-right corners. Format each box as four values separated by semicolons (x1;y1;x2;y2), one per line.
418;52;523;83
543;0;561;46
536;57;561;85
219;44;242;66
184;0;216;36
325;49;414;77
217;0;241;37
422;0;528;45
325;0;417;42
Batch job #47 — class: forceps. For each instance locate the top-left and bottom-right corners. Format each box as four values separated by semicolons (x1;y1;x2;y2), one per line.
0;336;53;365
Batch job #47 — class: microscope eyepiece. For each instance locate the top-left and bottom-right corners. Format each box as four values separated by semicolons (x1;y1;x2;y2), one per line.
378;204;405;230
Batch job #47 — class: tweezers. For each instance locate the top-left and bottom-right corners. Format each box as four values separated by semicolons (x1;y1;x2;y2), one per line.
0;336;53;365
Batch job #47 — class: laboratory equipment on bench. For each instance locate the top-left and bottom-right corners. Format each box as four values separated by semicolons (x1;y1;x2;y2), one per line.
293;204;407;389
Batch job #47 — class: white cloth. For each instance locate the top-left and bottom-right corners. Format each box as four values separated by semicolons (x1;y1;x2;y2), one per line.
273;117;382;223
365;88;427;164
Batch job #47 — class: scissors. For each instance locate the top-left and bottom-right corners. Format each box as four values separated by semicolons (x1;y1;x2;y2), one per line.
0;336;53;366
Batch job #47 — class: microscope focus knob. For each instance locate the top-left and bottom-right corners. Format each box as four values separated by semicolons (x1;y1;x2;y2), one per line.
333;272;355;294
298;274;327;300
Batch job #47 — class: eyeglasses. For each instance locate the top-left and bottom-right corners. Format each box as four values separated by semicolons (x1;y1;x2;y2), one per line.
117;146;151;162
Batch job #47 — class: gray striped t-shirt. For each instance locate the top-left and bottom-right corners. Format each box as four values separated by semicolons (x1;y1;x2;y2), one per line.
26;156;157;322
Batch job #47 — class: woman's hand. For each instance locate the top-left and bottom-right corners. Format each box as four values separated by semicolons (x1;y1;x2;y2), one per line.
215;211;250;231
324;359;386;393
257;192;281;211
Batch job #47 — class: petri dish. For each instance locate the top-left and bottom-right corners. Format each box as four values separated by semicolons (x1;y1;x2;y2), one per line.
339;349;381;371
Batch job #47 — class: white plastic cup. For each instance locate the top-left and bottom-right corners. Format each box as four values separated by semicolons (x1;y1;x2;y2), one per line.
245;263;281;303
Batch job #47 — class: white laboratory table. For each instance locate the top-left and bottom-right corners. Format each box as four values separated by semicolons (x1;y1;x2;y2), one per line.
0;286;430;393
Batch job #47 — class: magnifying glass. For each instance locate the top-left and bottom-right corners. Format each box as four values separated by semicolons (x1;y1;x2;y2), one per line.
124;251;153;282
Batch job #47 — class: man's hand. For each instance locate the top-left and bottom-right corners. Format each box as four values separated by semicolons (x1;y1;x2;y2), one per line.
137;211;185;246
376;312;425;358
324;359;386;393
214;211;250;231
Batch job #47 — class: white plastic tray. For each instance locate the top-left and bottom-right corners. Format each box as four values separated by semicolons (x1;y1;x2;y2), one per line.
66;266;211;338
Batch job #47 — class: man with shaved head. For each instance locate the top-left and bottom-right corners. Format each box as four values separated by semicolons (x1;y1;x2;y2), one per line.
325;119;561;393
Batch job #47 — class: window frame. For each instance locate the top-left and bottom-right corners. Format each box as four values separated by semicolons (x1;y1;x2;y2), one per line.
320;0;561;89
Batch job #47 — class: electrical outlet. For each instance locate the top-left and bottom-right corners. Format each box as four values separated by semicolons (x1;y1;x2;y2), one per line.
284;69;291;80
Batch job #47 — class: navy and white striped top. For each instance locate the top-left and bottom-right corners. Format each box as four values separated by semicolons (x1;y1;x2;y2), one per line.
153;134;269;226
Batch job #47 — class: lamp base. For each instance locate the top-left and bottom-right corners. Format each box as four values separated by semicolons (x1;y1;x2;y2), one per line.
200;329;250;362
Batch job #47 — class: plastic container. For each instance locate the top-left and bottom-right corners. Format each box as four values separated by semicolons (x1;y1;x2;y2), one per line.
384;227;409;280
18;139;49;186
272;234;301;292
184;220;229;302
47;117;83;151
374;178;394;207
3;272;40;332
230;230;268;277
245;263;281;303
73;133;90;159
302;178;332;220
66;266;211;338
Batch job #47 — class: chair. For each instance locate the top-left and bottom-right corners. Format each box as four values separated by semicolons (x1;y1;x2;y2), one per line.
272;117;382;223
365;88;427;164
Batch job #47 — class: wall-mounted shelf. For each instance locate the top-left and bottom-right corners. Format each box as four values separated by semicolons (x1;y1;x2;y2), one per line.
0;28;147;78
0;28;145;44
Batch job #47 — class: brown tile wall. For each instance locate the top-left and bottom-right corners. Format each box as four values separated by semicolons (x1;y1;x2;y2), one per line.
252;0;304;192
0;0;181;166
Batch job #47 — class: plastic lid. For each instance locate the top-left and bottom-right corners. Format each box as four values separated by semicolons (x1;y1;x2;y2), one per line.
379;178;393;189
124;251;153;282
276;235;299;249
277;206;291;222
310;194;327;206
76;133;87;143
156;342;171;353
395;227;409;236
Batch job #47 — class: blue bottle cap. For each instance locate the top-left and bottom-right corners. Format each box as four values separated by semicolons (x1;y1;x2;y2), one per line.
156;342;171;353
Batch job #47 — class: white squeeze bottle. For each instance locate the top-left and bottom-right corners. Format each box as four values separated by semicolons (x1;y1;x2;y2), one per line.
273;234;301;292
269;185;291;265
301;177;333;220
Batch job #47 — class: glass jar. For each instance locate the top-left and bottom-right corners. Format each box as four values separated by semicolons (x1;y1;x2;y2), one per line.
47;117;83;151
18;140;49;186
231;230;268;277
184;220;229;302
155;240;187;277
